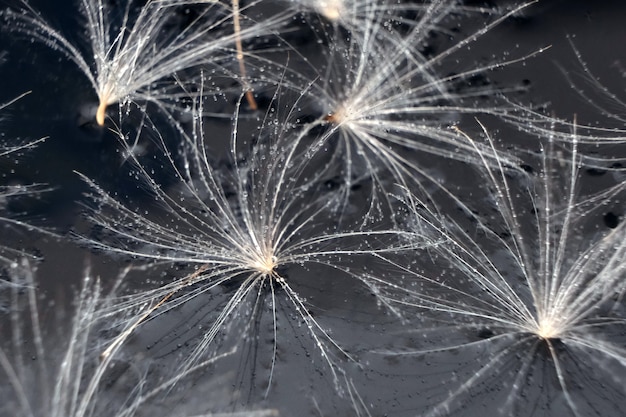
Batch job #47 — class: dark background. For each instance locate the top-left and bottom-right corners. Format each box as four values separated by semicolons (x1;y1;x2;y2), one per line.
1;1;625;416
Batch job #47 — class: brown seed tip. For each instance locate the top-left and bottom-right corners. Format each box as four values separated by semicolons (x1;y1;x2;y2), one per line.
245;90;258;111
95;100;107;126
324;112;338;124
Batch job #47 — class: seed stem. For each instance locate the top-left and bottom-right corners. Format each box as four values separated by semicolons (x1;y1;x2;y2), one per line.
96;99;107;126
232;0;257;110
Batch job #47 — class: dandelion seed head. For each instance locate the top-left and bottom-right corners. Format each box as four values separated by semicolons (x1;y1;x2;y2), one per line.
289;0;347;23
382;121;626;415
96;85;115;126
246;250;279;276
315;0;344;22
534;316;563;341
324;103;355;127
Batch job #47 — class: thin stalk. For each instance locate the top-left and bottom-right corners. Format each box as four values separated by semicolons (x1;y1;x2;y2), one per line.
232;0;257;110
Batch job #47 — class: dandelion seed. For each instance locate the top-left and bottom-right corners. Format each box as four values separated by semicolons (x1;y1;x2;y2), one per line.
1;259;125;417
377;122;626;416
2;0;284;126
271;1;542;218
78;89;433;403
